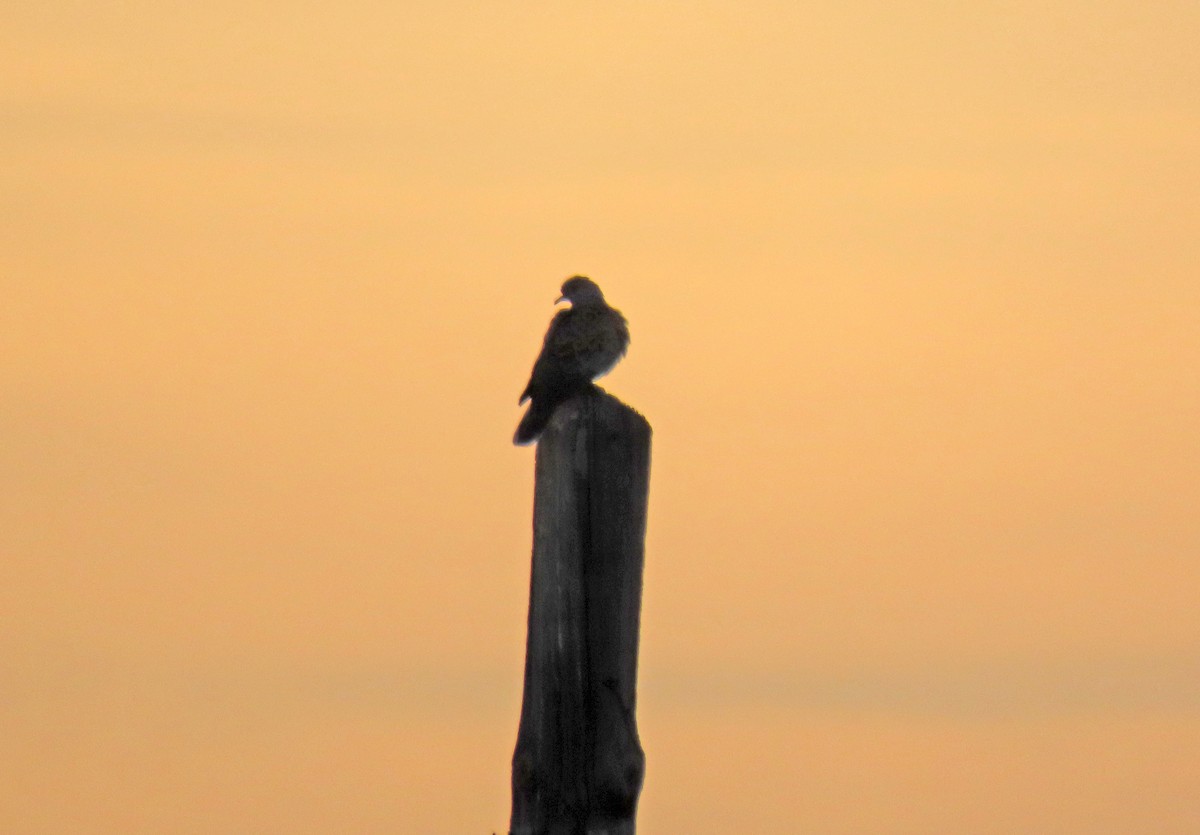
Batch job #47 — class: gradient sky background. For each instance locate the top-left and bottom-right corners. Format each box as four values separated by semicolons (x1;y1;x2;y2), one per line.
3;2;1199;833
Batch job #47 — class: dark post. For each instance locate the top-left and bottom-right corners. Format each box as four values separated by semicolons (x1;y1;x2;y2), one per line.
510;387;651;835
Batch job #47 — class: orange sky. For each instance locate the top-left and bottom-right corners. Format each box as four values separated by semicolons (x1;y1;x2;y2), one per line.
3;2;1199;833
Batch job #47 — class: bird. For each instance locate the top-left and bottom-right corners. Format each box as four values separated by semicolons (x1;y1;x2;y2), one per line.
514;276;630;445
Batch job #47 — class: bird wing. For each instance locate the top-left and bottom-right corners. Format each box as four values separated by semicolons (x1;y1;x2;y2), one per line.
518;308;576;404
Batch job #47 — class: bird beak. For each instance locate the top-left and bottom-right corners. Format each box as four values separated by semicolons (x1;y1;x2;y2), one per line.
555;295;567;305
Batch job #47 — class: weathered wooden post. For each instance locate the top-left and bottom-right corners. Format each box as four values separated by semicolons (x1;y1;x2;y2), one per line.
510;387;651;835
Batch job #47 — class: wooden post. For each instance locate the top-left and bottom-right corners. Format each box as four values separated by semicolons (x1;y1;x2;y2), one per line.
510;387;651;835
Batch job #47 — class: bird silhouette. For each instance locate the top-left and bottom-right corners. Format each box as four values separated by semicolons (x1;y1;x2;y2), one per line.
514;276;629;445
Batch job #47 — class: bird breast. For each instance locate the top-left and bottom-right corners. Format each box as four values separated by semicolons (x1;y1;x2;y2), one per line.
571;307;629;380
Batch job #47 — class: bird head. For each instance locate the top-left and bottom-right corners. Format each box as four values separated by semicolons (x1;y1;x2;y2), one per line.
556;275;606;306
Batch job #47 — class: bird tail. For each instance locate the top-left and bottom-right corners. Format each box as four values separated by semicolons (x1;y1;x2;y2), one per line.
513;398;555;445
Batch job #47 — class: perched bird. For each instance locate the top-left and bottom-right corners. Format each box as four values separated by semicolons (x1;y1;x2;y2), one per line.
514;276;630;445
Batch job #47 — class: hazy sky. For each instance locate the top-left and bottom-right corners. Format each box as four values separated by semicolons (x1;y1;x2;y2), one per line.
3;2;1199;833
